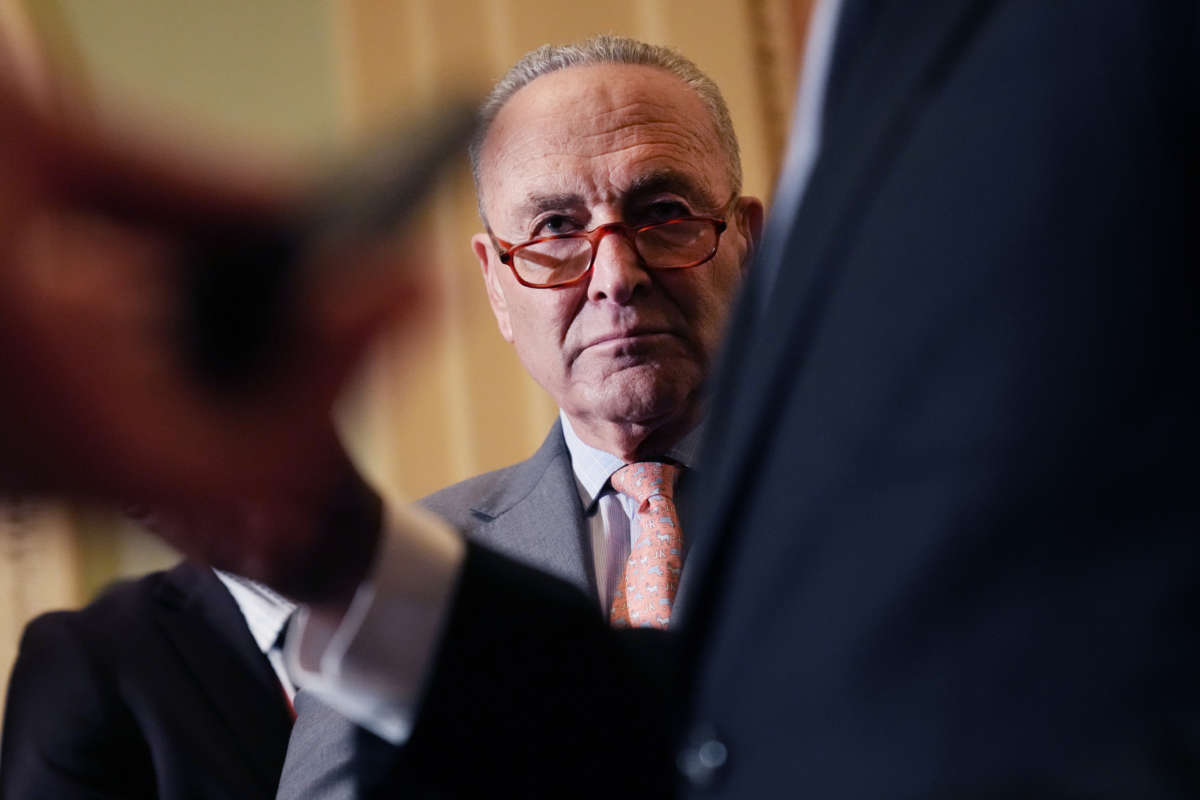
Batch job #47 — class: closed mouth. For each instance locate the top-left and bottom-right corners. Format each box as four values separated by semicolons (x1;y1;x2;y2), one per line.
586;329;676;349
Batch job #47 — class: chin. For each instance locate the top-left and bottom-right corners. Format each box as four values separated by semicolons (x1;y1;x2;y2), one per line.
594;372;697;425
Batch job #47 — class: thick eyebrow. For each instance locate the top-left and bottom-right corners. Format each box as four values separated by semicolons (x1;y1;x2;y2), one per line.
514;192;586;223
510;171;719;224
625;171;719;211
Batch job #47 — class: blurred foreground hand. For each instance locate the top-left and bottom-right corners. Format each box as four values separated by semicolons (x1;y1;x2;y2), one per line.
0;45;430;600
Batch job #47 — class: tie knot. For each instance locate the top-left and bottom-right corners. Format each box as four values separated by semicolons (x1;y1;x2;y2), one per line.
610;462;680;508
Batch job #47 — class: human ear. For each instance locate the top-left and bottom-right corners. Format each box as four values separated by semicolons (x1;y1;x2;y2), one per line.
735;196;766;272
472;232;514;342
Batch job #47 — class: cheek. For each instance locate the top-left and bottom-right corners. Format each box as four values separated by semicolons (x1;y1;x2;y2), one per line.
669;268;743;350
693;292;732;351
504;291;583;369
509;290;579;339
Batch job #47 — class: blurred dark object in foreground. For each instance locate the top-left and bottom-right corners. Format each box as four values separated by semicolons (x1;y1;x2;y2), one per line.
183;102;477;388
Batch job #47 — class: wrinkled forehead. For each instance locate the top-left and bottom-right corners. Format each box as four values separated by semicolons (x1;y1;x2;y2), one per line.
478;64;730;222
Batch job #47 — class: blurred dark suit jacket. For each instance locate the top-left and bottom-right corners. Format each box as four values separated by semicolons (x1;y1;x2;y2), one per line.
276;420;598;800
1;562;293;799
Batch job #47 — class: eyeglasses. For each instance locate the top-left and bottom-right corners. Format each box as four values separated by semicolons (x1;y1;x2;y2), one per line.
488;195;738;289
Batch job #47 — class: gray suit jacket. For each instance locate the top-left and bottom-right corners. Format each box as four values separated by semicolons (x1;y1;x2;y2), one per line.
420;419;595;598
276;421;596;800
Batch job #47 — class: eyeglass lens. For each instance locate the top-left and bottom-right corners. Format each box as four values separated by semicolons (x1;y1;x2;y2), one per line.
512;219;718;286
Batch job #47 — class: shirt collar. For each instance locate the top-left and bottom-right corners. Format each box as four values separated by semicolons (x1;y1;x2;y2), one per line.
559;411;704;508
214;569;297;655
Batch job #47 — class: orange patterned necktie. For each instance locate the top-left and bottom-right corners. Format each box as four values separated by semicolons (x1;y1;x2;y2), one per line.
608;462;683;629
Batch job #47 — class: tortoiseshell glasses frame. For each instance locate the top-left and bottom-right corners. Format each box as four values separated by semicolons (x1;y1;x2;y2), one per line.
488;194;739;289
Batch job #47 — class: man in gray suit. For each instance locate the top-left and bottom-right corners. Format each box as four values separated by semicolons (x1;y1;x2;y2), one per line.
276;35;763;798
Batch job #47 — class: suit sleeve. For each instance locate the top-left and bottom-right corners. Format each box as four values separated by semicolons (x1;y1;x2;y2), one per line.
1;612;156;800
357;542;681;799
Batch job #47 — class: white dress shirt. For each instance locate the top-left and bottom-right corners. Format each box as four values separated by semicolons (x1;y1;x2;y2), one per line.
214;569;298;700
286;0;848;744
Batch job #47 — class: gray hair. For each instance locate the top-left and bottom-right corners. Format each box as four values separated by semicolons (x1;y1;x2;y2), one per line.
469;35;742;219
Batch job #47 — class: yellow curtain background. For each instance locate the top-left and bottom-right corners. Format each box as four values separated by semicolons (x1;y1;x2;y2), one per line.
0;0;804;719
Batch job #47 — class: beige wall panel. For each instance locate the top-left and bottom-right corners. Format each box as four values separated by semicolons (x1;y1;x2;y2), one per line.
336;0;565;496
341;0;508;123
54;0;341;150
499;0;642;56
0;503;83;722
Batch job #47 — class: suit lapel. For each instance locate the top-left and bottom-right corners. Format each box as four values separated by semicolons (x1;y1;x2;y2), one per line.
151;563;292;793
467;421;595;597
686;0;999;623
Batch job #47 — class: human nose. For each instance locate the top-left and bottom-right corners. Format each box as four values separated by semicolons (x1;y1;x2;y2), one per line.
586;224;650;304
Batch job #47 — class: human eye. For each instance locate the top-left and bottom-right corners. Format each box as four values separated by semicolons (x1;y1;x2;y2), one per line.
637;199;693;225
532;214;581;237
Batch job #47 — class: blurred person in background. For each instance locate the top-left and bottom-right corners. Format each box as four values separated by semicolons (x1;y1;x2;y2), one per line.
2;562;300;798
